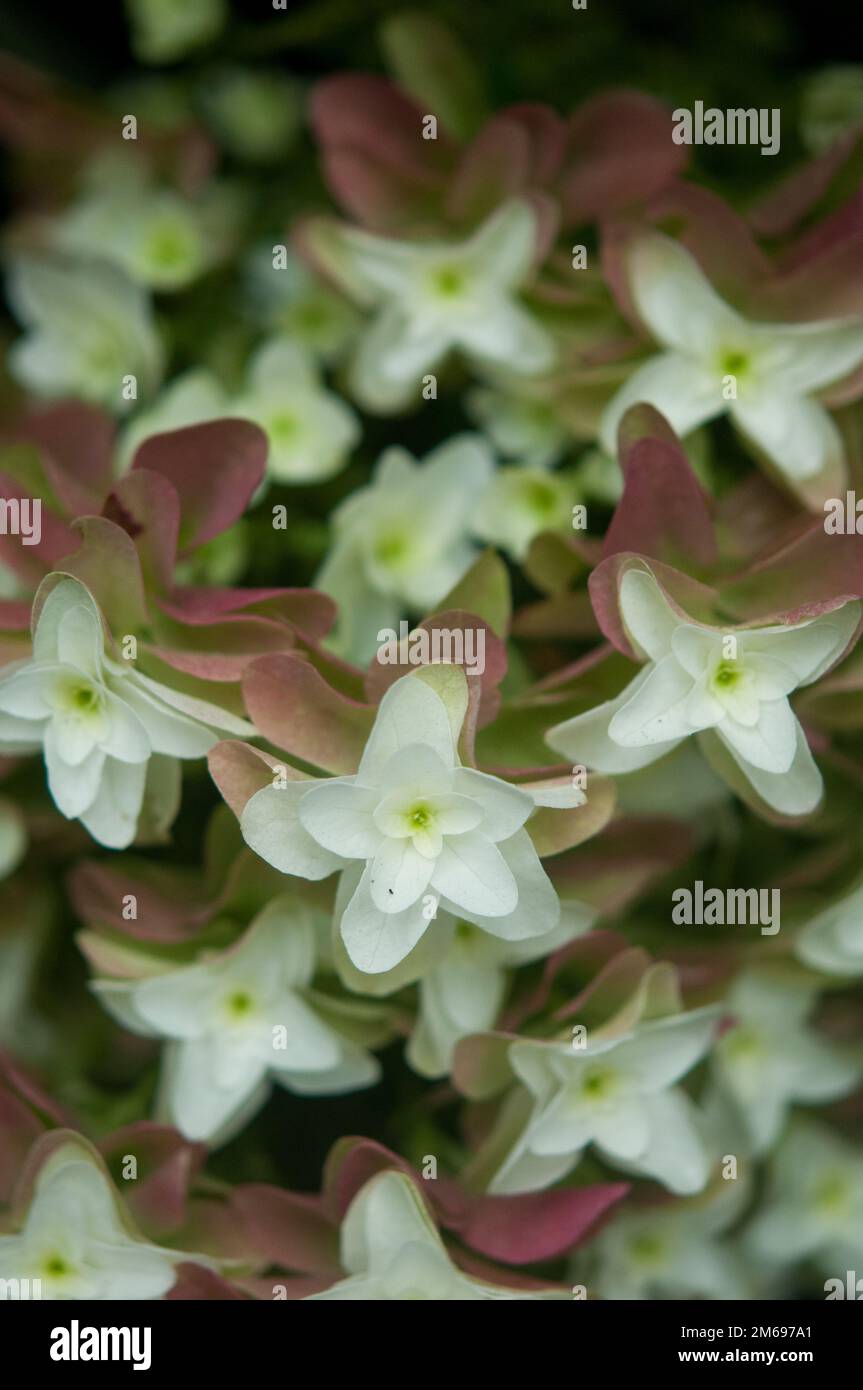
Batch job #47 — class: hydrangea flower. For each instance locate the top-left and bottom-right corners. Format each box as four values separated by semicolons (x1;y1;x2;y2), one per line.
472;464;580;561
306;1170;567;1300
308;200;555;411
316;435;493;663
0;576;252;848
466;384;569;467
548;565;860;816
746;1121;863;1276
796;879;863;976
90;900;383;1143
241;670;573;975
710;972;861;1154
6;258;163;413
0;1136;212;1299
600;234;863;493
490;1007;718;1195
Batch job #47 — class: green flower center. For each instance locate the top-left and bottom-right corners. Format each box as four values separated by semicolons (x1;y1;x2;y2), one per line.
812;1172;852;1217
430;263;467;298
148;226;191;269
712;660;743;691
373;531;410;567
268;411;300;443
580;1066;619;1101
524;479;559;516
629;1232;667;1266
42;1253;73;1279
720;349;750;377
408;804;432;830
226;990;255;1018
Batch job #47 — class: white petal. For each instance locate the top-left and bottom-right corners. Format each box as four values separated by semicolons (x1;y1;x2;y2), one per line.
57;603;104;676
463;200;539;288
600;351;721;455
717;699;798;774
78;757;147;849
718;722;824;816
161;1037;268;1142
44;727;105;817
466;829;561;941
619;567;682;663
357;674;456;786
753;317;863;393
431;832;517;917
297;778;381;857
100;691;151;763
609;654;700;746
451;767;533;840
547;668;684;773
339;866;430;974
341;1170;442;1277
241;782;346;879
369;836;434;912
626;234;745;355
731;388;844;482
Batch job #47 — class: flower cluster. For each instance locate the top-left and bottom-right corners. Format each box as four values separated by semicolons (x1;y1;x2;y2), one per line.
1;4;862;1305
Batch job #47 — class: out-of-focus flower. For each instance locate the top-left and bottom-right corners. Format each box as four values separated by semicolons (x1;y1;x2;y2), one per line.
316;434;493;664
548;564;860;817
199;68;303;163
307;200;555;412
240;669;576;975
600;235;863;501
472;464;580;561
91;899;383;1144
487;1007;718;1196
245;247;358;363
5;258;163;413
125;0;227;66
0;1134;214;1298
307;1169;567;1300
801;66;863;154
407;903;594;1078
747;1121;863;1275
0;796;26;879
796;879;863;976
0;576;252;848
466;384;570;467
232;338;360;486
711;972;861;1154
117;369;229;468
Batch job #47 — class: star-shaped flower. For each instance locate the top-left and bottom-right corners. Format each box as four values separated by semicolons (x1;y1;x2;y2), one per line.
796;879;863;977
91;901;382;1144
242;670;572;975
547;565;860;816
312;199;555;411
600;234;863;494
491;1008;718;1196
306;1170;567;1300
0;1138;211;1300
0;576;251;848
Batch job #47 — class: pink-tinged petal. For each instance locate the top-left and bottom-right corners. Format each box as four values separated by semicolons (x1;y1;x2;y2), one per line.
54;517;149;632
562;91;687;223
446;116;532;224
132;420;267;553
207;739;287;820
168;1266;247;1299
0;1052;73;1203
503;102;569;185
322;1136;415;1219
160;586;335;643
749;123;863;239
589;555;719;660
103;468;180;594
231;1185;341;1276
98;1123;205;1237
310;75;454;231
243;654;374;773
753;220;863;321
67;858;212;945
721;525;863;625
3;400;115;516
526;774;616;858
365;612;506;734
452;1031;519;1101
602;406;718;571
435;1181;629;1263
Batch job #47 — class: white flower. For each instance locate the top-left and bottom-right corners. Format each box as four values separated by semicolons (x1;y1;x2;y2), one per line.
244;246;357;362
491;1008;718;1196
306;1170;566;1300
0;1139;211;1299
91;900;382;1144
467;384;568;467
796;879;863;977
579;1186;748;1301
600;234;863;491
472;464;580;561
408;903;594;1078
6;258;163;414
710;972;861;1155
547;565;860;816
232;337;360;485
242;670;570;976
746;1121;863;1275
55;187;208;292
315;200;555;411
316;434;493;664
0;577;252;849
